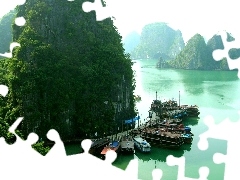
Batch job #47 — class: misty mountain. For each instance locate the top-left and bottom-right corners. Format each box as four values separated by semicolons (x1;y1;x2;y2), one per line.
130;22;185;60
0;9;16;57
122;31;140;55
168;32;238;70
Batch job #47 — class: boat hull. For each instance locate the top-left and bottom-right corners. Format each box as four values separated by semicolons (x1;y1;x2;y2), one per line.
133;137;151;153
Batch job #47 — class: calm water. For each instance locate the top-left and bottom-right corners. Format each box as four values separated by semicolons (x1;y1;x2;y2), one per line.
66;59;240;180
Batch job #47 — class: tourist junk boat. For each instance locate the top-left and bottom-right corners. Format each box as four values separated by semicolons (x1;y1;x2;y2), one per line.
120;135;135;154
133;136;151;153
183;105;200;117
100;140;120;159
89;138;110;155
155;123;194;144
141;128;184;149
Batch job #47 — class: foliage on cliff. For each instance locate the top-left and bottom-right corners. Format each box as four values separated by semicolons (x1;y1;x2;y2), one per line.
1;0;136;142
169;34;210;69
169;32;237;70
131;22;185;59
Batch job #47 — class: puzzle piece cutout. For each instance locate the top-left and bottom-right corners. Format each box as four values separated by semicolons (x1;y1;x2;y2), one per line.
0;116;140;180
82;0;113;21
152;169;163;180
166;155;209;180
198;112;240;180
0;42;21;58
212;31;240;78
0;0;25;58
3;0;240;179
0;85;8;97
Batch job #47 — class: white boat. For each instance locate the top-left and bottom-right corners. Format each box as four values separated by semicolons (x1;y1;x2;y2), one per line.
133;136;151;153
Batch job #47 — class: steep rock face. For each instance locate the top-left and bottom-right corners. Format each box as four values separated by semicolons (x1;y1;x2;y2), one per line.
0;10;16;55
131;22;185;60
170;34;209;70
169;32;238;70
6;0;135;140
206;34;228;70
169;30;185;57
206;32;240;70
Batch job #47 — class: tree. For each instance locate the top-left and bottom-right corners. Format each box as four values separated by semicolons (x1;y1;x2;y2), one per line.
3;0;136;142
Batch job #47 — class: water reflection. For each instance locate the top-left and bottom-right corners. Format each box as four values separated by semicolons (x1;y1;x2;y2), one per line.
182;117;199;126
134;144;192;163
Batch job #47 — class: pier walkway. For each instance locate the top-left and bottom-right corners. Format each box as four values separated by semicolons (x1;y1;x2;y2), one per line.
105;112;159;141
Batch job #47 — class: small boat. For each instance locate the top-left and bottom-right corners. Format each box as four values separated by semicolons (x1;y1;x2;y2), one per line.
185;105;200;117
89;138;110;155
100;140;120;159
120;135;135;154
133;136;151;153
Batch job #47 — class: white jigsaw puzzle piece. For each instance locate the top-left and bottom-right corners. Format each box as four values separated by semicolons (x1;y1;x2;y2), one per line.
152;169;163;180
0;117;44;180
64;139;139;180
198;112;240;179
212;31;240;78
15;16;26;26
166;155;209;180
82;0;112;21
0;42;21;58
0;85;8;97
45;129;66;158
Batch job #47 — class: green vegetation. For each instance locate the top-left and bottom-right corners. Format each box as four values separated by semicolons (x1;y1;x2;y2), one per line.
169;33;234;70
169;34;209;69
131;22;185;60
0;0;136;153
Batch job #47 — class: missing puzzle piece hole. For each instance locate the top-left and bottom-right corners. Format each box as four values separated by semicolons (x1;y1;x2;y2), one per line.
166;155;181;166
152;169;163;180
15;17;26;26
212;49;225;61
81;139;92;153
105;150;117;164
198;166;209;179
203;115;215;127
213;153;225;164
0;85;9;97
26;132;39;145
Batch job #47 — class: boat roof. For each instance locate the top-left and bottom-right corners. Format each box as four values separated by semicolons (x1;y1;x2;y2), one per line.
100;147;117;154
134;137;146;142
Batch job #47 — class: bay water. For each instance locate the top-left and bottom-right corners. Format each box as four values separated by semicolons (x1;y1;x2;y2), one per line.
65;58;240;179
112;59;240;179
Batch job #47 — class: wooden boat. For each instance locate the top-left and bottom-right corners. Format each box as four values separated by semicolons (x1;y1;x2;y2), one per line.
133;136;151;153
185;105;200;117
120;135;134;154
100;140;120;159
143;129;185;149
89;138;110;155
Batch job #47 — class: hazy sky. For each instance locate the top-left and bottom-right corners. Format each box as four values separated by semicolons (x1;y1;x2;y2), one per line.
1;0;239;43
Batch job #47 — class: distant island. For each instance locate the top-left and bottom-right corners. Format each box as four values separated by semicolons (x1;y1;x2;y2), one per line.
123;22;185;60
123;22;240;71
